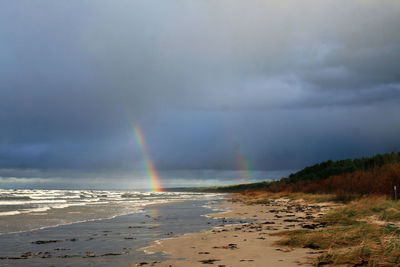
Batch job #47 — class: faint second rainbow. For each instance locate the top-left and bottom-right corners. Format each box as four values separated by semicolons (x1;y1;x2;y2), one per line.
234;144;253;183
130;122;162;192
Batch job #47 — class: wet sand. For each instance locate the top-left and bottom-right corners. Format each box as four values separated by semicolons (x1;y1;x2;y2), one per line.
138;198;336;267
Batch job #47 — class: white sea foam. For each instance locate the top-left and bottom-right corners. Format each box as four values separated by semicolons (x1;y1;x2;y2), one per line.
0;189;225;220
30;195;81;199
21;207;51;213
0;211;21;216
0;199;68;205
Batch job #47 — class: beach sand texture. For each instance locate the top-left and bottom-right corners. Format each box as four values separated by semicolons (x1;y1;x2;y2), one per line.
138;198;336;267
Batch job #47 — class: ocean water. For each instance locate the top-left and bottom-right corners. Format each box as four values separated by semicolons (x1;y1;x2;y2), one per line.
0;191;240;266
0;189;223;234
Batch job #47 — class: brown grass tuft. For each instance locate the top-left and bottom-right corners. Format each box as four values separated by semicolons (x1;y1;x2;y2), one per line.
273;196;400;266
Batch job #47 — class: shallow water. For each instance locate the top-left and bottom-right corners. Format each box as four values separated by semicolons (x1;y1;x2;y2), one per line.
0;198;251;266
0;189;223;233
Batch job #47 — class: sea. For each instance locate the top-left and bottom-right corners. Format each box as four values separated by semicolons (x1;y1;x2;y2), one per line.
0;189;223;234
0;189;238;266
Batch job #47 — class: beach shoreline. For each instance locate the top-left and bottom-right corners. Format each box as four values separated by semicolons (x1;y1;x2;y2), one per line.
0;196;233;266
137;197;337;267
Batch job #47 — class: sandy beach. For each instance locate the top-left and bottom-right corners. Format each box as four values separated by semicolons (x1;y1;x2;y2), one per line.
138;198;337;267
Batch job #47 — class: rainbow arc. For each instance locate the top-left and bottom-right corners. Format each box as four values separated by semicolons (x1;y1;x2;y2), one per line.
130;123;162;192
236;151;253;183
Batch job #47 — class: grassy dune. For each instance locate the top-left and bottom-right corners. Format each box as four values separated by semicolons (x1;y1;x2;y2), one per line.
216;152;400;266
230;191;400;266
272;197;400;266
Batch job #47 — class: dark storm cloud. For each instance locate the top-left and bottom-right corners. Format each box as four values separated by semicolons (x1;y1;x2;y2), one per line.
1;0;400;188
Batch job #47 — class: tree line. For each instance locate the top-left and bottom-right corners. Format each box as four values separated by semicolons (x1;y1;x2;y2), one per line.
201;151;400;198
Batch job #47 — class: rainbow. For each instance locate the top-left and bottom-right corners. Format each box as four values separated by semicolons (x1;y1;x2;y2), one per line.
235;148;253;183
130;123;163;192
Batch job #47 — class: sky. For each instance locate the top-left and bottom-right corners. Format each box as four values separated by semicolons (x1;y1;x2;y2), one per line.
1;0;400;189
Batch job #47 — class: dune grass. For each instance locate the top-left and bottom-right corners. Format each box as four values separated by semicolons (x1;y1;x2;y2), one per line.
272;196;400;266
319;196;400;224
231;191;338;205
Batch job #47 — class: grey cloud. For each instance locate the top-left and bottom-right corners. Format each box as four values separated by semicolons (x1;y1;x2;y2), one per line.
0;0;400;188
